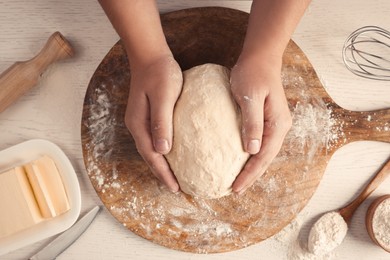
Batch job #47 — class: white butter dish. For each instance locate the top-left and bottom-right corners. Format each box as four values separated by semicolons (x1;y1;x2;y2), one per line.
0;139;81;256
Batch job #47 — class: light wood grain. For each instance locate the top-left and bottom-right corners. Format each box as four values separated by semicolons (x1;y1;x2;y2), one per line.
1;0;390;259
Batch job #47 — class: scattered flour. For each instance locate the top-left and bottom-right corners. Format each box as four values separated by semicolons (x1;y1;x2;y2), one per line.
307;212;348;255
289;102;333;159
372;198;390;249
273;214;336;260
281;70;346;163
85;85;117;190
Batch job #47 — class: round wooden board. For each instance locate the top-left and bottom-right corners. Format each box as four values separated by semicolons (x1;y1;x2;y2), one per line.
81;7;390;253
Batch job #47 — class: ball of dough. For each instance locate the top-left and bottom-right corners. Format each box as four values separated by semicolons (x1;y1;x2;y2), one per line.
165;63;249;199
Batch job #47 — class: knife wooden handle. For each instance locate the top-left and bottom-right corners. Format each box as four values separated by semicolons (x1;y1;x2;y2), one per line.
0;32;74;113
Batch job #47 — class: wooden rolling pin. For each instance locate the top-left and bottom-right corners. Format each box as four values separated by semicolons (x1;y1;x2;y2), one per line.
0;32;74;113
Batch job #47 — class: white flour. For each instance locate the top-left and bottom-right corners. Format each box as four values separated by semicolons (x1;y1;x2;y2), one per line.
287;101;338;161
281;70;346;163
273;214;336;260
307;211;348;255
372;198;390;249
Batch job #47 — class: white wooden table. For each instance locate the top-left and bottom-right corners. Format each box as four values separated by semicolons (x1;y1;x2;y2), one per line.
1;0;390;259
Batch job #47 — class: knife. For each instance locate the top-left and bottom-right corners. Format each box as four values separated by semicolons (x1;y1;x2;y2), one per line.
29;206;101;260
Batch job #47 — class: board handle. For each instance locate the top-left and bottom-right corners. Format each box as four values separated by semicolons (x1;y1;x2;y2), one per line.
0;32;74;113
336;106;390;144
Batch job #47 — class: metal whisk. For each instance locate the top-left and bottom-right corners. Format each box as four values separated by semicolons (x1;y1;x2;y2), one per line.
342;26;390;81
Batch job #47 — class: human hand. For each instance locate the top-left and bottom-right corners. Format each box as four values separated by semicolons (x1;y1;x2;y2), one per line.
230;55;292;195
124;54;183;192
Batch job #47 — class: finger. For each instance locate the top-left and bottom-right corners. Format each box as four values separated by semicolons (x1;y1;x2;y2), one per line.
125;92;179;192
148;88;177;155
232;122;287;194
236;93;266;155
140;148;180;192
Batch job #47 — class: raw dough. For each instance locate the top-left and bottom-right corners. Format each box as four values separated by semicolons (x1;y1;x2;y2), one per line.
165;63;249;199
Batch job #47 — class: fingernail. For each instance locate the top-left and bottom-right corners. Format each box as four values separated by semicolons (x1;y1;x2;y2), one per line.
234;186;246;196
247;139;260;154
155;139;170;154
170;183;180;193
233;184;243;194
238;188;246;196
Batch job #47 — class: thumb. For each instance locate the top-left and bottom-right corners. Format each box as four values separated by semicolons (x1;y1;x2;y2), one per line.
149;94;176;155
236;94;265;155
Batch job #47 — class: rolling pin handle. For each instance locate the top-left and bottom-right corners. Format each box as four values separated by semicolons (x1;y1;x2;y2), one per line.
0;32;74;113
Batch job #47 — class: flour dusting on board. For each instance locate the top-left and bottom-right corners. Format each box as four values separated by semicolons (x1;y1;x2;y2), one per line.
282;72;345;161
85;84;117;191
287;100;340;161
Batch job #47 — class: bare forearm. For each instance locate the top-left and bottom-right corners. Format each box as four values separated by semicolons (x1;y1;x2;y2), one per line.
98;0;171;67
242;0;311;62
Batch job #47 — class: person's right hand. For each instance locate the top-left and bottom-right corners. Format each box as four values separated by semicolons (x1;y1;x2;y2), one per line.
124;54;183;192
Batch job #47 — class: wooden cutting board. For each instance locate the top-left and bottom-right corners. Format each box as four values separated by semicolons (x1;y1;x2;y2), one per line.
81;7;390;253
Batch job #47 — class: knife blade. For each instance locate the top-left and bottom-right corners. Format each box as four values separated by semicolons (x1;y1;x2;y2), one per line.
29;206;101;260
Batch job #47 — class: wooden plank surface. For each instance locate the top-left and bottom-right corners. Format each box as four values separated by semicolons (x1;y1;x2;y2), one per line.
1;0;390;259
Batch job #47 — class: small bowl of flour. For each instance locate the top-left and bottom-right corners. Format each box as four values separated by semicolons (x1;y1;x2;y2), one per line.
366;194;390;253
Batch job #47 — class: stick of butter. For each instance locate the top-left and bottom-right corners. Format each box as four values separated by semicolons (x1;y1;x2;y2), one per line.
0;167;43;238
24;155;70;219
0;155;70;239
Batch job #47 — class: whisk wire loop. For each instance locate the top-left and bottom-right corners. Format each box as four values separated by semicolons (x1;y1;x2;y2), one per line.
342;26;390;81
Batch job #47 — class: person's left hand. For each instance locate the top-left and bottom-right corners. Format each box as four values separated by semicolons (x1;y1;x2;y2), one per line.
230;54;292;195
